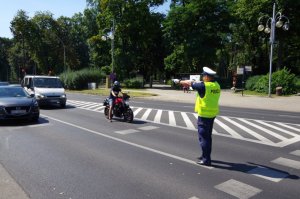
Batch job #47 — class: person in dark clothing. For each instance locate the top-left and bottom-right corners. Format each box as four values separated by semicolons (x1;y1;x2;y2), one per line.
108;81;122;122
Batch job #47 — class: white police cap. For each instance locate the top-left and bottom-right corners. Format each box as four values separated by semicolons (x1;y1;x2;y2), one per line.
202;67;216;76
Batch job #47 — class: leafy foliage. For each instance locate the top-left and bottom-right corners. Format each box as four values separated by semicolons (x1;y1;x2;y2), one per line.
246;68;298;95
60;68;105;90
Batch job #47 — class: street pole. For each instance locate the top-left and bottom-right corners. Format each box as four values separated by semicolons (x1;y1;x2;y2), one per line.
268;3;276;97
111;18;115;74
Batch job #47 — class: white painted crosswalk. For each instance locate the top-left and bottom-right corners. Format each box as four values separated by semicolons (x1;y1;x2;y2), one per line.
67;100;300;147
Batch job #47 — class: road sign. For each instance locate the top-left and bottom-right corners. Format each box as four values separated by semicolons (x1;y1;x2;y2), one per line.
245;66;252;72
237;67;244;75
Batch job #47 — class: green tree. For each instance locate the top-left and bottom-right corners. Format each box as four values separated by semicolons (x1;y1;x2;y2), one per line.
163;0;231;76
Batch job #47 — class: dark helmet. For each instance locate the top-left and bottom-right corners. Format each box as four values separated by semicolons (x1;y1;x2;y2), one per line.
113;81;120;87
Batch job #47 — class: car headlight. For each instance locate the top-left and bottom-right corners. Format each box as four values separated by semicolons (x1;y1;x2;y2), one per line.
0;106;5;115
33;101;39;107
35;93;45;99
61;94;66;98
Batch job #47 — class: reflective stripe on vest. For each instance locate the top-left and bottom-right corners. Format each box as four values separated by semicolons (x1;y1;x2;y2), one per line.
194;82;220;118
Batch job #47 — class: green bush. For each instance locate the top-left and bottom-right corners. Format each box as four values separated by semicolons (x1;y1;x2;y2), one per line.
123;78;143;88
246;67;298;95
254;75;269;93
271;67;297;94
60;68;104;90
245;75;263;91
294;77;300;92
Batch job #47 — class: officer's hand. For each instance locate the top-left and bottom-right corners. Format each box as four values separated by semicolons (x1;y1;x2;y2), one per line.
173;79;180;84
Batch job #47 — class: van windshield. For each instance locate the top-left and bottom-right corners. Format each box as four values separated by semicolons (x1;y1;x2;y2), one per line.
33;78;63;88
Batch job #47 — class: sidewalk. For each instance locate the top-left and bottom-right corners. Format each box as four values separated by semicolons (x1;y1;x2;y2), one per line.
139;87;300;113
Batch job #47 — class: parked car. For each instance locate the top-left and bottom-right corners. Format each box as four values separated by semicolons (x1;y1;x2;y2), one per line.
21;75;67;108
0;86;40;122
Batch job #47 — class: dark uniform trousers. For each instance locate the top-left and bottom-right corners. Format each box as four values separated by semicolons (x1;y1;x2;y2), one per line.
197;116;215;163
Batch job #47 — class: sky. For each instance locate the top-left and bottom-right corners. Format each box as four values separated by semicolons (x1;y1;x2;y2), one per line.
0;0;170;39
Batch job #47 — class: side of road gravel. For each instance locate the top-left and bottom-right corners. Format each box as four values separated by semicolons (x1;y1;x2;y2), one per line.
141;88;300;113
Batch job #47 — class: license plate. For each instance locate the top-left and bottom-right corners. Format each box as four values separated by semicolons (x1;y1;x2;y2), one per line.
11;110;26;114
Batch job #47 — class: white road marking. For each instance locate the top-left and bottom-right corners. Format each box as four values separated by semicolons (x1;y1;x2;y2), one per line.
290;150;300;157
215;179;262;199
154;109;162;123
115;129;140;135
181;112;195;129
138;126;159;131
237;118;287;141
256;120;299;137
271;157;300;169
247;166;288;182
215;118;243;138
168;111;176;126
141;108;152;121
94;106;105;111
133;108;143;116
42;114;213;169
221;116;273;144
188;197;199;199
68;100;300;147
274;122;300;132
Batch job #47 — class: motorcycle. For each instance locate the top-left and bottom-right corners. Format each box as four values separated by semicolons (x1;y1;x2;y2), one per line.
103;93;134;122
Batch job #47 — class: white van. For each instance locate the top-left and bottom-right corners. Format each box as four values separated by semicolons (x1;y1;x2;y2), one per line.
21;75;67;108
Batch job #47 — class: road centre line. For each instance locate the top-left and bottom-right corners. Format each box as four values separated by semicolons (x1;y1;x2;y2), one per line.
41;114;213;169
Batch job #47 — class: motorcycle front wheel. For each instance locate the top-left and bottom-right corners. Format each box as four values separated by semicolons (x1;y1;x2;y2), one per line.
123;108;133;123
104;107;109;119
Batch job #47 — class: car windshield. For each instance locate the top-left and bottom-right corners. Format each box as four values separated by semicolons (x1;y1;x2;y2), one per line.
33;78;63;88
0;87;28;98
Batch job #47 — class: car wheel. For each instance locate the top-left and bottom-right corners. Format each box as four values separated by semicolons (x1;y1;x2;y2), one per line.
32;116;39;122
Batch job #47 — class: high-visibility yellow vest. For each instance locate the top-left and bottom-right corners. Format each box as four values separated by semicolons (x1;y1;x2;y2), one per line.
194;82;221;118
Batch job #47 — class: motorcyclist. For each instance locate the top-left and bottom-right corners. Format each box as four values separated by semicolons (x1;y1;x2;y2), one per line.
108;81;122;122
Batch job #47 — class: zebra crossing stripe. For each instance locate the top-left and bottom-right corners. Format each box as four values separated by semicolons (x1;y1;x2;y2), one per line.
274;122;300;133
237;118;287;141
69;100;87;106
154;109;162;123
290;150;300;157
181;112;195;129
256;120;299;137
221;116;273;144
271;157;300;169
215;179;262;199
169;111;176;126
67;100;300;147
141;109;152;120
134;108;143;116
215;118;243;138
94;106;105;111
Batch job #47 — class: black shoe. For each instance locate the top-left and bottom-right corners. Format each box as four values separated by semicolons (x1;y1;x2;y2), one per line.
197;160;211;166
197;156;203;160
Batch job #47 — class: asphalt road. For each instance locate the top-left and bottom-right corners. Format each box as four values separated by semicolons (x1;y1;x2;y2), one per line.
0;93;299;199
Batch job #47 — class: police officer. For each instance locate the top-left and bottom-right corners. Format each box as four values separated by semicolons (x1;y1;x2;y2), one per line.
174;67;221;166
